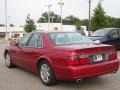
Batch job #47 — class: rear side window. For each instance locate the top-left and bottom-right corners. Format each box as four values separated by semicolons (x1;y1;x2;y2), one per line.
28;33;42;47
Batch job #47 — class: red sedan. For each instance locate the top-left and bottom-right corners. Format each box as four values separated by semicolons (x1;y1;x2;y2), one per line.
4;31;119;85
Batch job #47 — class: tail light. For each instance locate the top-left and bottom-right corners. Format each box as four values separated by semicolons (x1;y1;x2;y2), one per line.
79;55;89;64
109;52;117;60
66;55;89;66
66;51;117;66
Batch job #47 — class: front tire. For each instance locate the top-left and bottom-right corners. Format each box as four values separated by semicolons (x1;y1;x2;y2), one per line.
5;53;15;68
39;61;56;86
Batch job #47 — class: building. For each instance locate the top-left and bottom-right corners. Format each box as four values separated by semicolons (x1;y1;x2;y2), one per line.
0;23;88;39
0;27;26;39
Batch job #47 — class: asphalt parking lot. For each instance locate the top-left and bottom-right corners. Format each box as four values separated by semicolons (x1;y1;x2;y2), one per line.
0;44;120;90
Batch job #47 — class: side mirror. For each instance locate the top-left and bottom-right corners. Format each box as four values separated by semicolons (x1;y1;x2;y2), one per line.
10;40;18;46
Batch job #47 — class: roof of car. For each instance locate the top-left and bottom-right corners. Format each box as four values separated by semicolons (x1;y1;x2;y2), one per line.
32;30;77;33
102;28;120;30
96;28;120;33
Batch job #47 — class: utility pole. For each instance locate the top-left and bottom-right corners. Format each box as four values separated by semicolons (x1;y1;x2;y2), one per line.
58;0;64;31
8;16;11;38
46;5;52;31
5;0;8;39
51;16;55;31
100;0;103;4
88;0;91;36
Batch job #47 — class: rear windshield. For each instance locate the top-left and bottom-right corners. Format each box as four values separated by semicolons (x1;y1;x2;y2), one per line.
48;32;94;45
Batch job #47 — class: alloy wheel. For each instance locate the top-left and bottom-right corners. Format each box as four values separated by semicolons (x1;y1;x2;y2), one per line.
40;64;51;83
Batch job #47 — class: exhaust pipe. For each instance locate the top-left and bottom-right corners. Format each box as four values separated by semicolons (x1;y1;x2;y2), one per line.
76;78;84;83
111;71;117;74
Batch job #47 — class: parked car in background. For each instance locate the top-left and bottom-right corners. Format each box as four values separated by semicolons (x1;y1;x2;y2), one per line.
4;31;119;86
89;28;120;50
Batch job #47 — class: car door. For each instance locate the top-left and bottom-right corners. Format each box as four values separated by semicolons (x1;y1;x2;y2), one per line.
12;33;32;67
115;29;120;49
105;29;120;49
20;33;43;72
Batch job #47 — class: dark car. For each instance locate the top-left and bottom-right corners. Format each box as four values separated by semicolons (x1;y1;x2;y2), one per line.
4;31;119;86
89;28;120;50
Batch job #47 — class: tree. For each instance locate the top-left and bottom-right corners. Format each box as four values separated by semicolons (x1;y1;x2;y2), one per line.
75;21;81;30
107;16;120;28
81;19;89;30
37;12;48;23
0;24;5;27
112;18;120;28
10;24;14;27
24;14;36;33
37;12;61;23
63;15;80;25
91;2;110;31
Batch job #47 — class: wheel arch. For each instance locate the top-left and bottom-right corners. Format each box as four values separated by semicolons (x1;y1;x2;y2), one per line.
4;50;9;58
36;56;53;72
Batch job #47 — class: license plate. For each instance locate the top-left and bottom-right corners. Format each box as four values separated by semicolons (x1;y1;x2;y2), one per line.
93;55;103;62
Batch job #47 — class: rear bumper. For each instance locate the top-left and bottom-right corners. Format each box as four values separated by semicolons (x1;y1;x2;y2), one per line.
56;59;119;80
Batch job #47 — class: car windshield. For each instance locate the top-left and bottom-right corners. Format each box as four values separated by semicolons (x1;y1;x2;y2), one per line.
91;29;109;37
48;32;94;45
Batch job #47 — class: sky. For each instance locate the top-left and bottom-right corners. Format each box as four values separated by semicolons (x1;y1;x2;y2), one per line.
0;0;120;26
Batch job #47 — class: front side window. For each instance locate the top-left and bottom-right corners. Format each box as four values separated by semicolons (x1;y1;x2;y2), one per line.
28;33;42;47
48;32;94;45
117;30;120;36
18;33;32;46
110;30;118;38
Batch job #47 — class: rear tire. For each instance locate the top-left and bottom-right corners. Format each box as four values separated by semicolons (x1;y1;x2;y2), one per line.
5;53;15;68
39;60;56;86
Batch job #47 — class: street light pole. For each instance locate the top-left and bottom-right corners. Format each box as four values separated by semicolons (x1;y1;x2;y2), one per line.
8;16;11;38
88;0;103;36
100;0;103;4
5;0;8;39
46;5;52;31
88;0;91;36
51;16;55;31
58;0;64;31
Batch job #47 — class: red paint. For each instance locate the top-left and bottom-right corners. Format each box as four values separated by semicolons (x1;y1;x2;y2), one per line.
4;32;119;81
